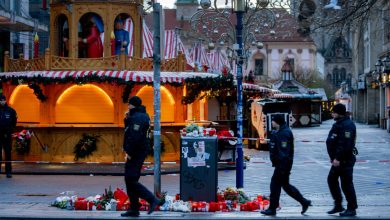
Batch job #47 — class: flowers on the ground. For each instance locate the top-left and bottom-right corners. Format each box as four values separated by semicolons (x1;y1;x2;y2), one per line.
51;186;270;212
12;129;32;154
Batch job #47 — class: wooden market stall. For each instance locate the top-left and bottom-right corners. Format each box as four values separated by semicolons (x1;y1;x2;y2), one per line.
0;0;212;163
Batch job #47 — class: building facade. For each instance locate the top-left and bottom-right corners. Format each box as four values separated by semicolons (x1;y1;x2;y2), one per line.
350;0;390;129
0;0;48;72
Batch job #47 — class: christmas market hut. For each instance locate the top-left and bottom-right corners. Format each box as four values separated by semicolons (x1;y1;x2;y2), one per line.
0;0;220;163
272;60;326;127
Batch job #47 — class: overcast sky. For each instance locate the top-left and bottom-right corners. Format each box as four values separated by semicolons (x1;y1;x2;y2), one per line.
156;0;176;8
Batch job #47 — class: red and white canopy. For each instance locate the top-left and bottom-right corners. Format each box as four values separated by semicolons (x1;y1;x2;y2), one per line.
189;43;210;68
125;19;154;58
271;93;294;98
0;71;217;84
207;50;229;74
242;83;272;93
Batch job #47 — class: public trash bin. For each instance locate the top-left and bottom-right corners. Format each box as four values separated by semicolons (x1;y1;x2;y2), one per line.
180;136;218;202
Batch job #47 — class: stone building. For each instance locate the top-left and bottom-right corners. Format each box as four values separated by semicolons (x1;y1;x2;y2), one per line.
0;0;48;71
350;0;390;128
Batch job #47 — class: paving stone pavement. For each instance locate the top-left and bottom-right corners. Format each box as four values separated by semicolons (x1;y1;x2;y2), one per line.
0;119;389;219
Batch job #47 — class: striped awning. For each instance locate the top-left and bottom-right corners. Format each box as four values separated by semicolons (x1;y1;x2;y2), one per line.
272;93;294;98
0;71;217;84
242;83;272;93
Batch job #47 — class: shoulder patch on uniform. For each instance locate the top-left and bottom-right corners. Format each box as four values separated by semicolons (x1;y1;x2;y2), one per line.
345;131;351;138
281;142;288;148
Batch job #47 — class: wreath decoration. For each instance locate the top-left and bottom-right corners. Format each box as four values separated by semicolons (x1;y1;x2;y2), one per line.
74;134;100;161
12;129;33;155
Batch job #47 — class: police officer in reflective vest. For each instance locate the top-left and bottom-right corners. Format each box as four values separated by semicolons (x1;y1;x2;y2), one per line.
121;96;160;217
0;94;17;178
326;103;358;217
261;114;311;216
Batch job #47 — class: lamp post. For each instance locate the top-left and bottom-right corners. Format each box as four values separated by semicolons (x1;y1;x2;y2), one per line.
375;59;383;84
190;0;282;188
383;56;390;83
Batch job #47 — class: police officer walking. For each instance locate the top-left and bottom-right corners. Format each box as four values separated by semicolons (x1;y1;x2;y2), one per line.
326;103;358;217
0;94;17;178
121;96;160;217
261;114;311;216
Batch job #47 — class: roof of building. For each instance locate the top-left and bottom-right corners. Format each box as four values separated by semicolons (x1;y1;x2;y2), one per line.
272;79;323;100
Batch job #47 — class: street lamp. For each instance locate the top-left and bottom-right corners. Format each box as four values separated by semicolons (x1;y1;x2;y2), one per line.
382;55;390;83
190;0;284;188
375;59;383;85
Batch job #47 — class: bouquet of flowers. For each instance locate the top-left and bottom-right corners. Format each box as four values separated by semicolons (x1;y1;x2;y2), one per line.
12;129;32;154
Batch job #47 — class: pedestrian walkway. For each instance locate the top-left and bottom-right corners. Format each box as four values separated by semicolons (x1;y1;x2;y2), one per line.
0;120;389;219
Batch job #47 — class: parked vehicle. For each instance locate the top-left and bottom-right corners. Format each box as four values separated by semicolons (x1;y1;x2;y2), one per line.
250;99;292;150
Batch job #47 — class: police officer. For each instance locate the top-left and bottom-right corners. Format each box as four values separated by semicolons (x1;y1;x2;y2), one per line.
121;96;160;217
261;114;311;216
0;94;17;178
326;103;358;217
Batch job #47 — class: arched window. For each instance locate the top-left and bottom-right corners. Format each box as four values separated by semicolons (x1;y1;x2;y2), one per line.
332;67;340;86
9;85;40;123
340;68;347;82
57;14;69;57
135;86;175;122
55;84;114;123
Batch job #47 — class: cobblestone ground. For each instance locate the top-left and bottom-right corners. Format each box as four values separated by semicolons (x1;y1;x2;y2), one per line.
0;120;389;219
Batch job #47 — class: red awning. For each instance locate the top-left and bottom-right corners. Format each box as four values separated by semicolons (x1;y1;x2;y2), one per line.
0;71;217;84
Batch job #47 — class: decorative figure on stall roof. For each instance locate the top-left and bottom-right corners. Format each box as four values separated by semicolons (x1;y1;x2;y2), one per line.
79;15;104;58
114;19;130;55
324;0;341;10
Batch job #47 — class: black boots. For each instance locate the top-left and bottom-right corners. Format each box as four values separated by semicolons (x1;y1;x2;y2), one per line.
121;210;140;217
260;209;276;216
339;209;356;217
327;205;345;214
301;199;312;214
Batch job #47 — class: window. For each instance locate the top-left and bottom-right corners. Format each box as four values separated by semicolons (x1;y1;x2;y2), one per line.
286;58;295;71
384;8;390;44
12;43;24;59
254;59;263;76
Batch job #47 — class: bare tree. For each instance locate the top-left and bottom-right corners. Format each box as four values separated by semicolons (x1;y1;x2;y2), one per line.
295;0;388;36
294;66;335;98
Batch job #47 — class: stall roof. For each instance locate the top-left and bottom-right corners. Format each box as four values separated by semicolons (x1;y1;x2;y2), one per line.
0;71;280;94
0;70;217;84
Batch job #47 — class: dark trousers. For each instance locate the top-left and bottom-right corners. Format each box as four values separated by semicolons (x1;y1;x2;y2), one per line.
124;156;156;211
124;175;156;211
269;168;306;210
0;133;12;174
327;165;358;210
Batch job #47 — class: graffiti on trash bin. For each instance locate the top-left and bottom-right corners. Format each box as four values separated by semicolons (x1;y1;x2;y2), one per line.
182;170;206;190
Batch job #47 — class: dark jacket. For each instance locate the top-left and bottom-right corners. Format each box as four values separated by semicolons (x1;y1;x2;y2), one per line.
269;124;294;171
326;116;356;165
0;104;17;134
123;106;150;158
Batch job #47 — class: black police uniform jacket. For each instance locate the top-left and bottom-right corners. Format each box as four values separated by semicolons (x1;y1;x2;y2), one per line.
326;116;356;166
269;124;294;172
0;104;17;134
123;106;150;176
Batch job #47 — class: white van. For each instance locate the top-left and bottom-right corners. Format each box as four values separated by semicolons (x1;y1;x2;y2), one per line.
250;99;292;150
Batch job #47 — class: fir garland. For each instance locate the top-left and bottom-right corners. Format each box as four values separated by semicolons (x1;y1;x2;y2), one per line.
122;83;135;103
182;74;235;104
73;134;100;161
28;82;47;102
